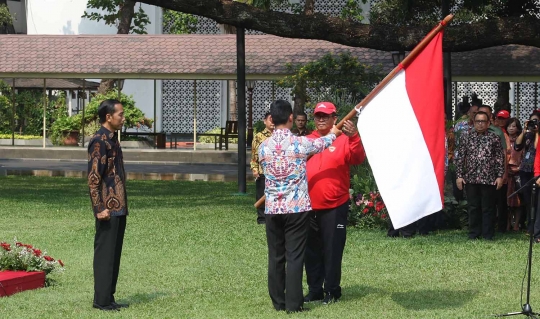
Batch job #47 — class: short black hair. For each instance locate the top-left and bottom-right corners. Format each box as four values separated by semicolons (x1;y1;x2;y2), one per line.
264;111;271;119
98;99;121;124
295;112;307;119
270;100;292;126
474;111;489;121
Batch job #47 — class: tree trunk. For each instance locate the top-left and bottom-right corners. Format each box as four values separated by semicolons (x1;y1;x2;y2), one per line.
494;82;511;113
117;1;136;34
97;79;118;95
98;1;136;94
304;0;315;16
0;0;16;34
293;81;307;116
137;0;540;52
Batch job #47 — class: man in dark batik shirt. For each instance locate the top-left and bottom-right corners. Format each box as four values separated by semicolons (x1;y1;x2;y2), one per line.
455;111;504;240
87;99;129;311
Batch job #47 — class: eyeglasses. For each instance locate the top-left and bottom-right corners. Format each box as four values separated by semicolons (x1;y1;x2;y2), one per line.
475;120;488;124
314;114;333;121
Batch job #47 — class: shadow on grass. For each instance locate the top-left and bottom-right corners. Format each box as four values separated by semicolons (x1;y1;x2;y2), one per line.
345;284;385;300
391;289;478;310
119;291;169;305
305;285;383;311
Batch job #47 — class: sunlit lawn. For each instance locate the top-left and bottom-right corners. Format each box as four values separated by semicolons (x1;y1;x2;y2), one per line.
1;176;539;318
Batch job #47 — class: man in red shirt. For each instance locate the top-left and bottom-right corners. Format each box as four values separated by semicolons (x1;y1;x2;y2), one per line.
304;102;366;304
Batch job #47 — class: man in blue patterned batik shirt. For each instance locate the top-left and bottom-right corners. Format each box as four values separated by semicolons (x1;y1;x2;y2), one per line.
258;100;341;313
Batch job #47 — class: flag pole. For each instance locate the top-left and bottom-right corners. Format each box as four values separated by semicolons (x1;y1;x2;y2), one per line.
335;14;454;129
254;14;454;209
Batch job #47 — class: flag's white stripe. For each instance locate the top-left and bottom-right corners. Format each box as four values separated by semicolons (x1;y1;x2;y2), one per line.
357;71;442;229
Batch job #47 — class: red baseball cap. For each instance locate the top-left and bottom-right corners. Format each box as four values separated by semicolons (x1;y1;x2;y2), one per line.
496;110;510;119
314;102;337;115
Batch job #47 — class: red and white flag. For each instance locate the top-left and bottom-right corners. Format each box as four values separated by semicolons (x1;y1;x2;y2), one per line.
357;32;445;229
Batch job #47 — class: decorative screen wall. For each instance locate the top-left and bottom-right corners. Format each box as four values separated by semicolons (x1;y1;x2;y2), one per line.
251;81;293;123
516;82;540;123
162;80;222;133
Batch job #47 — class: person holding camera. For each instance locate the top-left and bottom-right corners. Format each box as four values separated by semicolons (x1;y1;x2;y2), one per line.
517;111;540;237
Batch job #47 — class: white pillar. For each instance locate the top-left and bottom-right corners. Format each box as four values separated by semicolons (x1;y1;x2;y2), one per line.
67;90;72;116
220;80;228;127
510;82;516;117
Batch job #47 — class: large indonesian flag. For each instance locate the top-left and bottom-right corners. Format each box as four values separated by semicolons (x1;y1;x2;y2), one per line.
357;32;445;229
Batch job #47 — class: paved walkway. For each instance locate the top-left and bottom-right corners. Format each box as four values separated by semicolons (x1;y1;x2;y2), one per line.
0;159;251;182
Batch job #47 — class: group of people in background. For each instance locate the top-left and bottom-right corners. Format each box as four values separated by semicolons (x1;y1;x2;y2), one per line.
450;94;540;241
250;100;365;313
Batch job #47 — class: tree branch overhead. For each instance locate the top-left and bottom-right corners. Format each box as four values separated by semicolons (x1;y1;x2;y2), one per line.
138;0;540;51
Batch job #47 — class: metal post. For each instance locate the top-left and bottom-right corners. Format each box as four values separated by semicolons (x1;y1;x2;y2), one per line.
193;80;197;151
11;78;15;146
118;80;122;142
43;79;47;148
82;82;86;147
237;27;247;193
154;79;157;149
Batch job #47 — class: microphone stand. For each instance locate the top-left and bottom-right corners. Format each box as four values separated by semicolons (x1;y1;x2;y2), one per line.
495;176;539;318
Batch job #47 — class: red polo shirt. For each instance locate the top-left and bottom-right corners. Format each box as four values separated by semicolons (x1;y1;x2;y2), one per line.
306;131;366;210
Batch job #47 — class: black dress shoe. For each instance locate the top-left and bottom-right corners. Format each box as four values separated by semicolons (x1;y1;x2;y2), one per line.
93;303;120;311
322;293;340;305
111;302;129;308
304;292;324;302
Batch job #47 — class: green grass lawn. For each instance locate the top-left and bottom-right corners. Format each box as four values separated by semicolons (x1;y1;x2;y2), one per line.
1;176;540;318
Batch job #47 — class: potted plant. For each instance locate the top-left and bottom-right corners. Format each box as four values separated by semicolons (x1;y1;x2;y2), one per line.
50;115;80;146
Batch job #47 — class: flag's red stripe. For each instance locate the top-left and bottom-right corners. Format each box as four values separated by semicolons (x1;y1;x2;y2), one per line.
404;32;445;201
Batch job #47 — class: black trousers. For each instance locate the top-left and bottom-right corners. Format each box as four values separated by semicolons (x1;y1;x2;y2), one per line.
466;184;496;239
256;175;266;224
305;202;348;298
94;215;126;306
265;211;309;312
532;182;540;240
520;171;535;234
496;184;508;232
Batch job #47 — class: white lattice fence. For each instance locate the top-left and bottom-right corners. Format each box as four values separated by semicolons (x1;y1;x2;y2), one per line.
516;82;540;123
162;80;222;133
